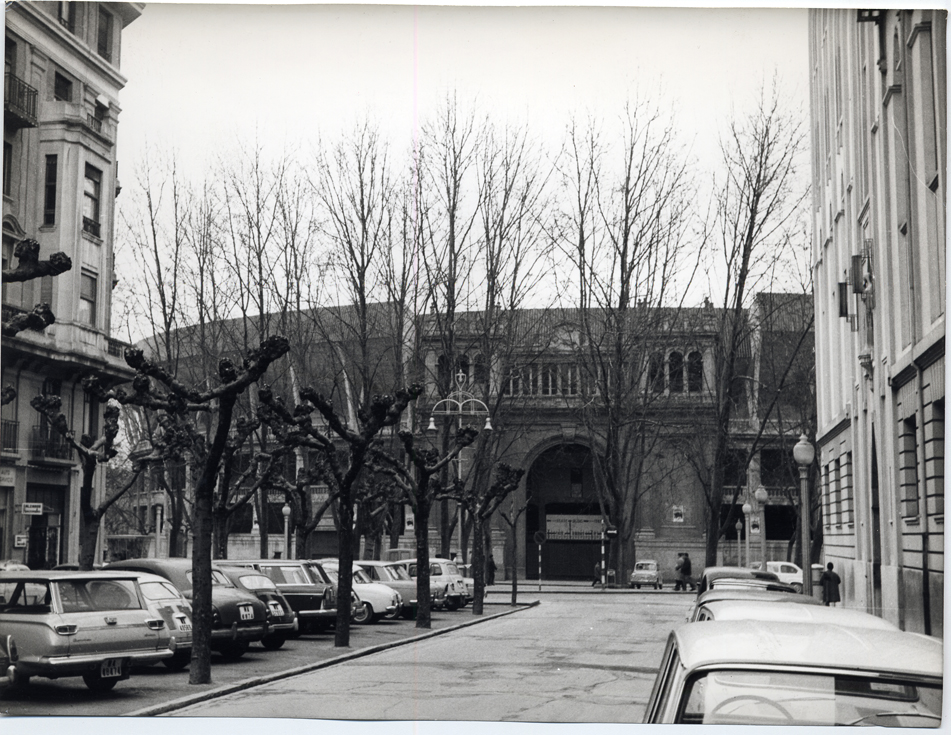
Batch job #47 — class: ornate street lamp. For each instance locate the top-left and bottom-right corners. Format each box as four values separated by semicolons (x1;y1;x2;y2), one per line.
282;502;291;560
793;433;816;596
741;501;752;568
428;369;492;564
754;485;769;567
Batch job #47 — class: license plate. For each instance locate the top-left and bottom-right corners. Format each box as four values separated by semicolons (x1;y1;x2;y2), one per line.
100;659;122;678
239;604;254;621
268;602;283;616
176;616;192;631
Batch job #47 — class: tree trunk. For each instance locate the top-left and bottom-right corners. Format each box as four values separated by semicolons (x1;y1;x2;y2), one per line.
257;488;270;558
471;512;485;615
77;458;99;571
414;492;433;629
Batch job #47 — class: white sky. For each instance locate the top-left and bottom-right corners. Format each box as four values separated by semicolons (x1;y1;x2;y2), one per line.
116;3;811;180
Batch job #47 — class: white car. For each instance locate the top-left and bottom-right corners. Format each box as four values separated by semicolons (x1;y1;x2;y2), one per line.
318;560;402;624
751;561;805;592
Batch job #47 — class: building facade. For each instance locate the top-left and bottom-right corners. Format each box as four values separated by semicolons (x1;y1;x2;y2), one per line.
2;2;142;567
809;9;945;635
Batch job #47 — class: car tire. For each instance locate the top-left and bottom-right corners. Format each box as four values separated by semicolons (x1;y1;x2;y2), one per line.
629;582;635;589
163;649;191;671
262;633;286;650
217;642;249;660
10;670;30;690
654;583;660;590
353;602;373;624
635;584;641;589
446;597;461;611
82;672;119;692
400;608;416;620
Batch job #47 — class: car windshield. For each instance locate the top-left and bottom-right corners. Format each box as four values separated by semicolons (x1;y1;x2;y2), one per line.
636;562;656;571
56;579;143;612
443;563;460;576
353;569;372;584
237;574;278;592
139;580;184;602
679;670;943;727
385;565;412;581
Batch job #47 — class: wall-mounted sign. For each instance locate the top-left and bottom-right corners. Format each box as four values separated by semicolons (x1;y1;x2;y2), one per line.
545;514;601;541
671;505;685;523
21;502;44;515
0;467;15;487
13;535;27;548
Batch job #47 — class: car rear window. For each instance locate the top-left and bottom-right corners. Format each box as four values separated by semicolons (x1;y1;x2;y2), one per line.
261;565;313;585
139;580;183;602
237;574;278;591
56;579;143;612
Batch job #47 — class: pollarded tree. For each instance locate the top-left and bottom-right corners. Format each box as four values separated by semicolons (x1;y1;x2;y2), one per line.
1;238;71;339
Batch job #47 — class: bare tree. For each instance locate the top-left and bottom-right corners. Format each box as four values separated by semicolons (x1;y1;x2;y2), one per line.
1;238;71;339
498;486;532;606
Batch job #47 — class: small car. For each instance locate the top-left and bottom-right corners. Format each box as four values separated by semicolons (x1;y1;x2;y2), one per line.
398;558;467;610
686;586;821;622
105;558;266;659
0;560;30;572
0;570;174;691
218;567;298;648
695;566;796;595
629;560;663;589
750;560;805;592
691;599;898;630
217;559;338;634
0;633;17;690
318;560;401;623
644;620;942;725
359;560;432;619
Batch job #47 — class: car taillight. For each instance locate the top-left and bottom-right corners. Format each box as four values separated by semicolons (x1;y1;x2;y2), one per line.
7;637;17;662
55;624;78;636
212;606;221;627
146;619;166;630
323;587;336;609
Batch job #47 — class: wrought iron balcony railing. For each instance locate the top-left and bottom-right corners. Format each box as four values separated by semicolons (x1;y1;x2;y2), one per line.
1;420;18;453
31;426;73;462
4;73;38;129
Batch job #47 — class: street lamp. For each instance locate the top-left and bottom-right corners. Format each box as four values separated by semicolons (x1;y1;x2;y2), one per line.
754;485;768;568
741;501;752;568
282;502;291;561
793;433;816;597
428;369;492;565
735;519;743;566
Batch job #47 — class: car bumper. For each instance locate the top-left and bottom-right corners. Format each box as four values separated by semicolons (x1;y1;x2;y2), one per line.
210;623;266;644
18;648;173;677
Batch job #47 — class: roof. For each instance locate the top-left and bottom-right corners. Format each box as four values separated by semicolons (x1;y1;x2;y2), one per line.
673;621;942;679
699;600;898;630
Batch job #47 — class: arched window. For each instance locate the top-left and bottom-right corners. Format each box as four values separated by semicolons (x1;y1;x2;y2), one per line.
668;351;684;393
687;351;703;392
648;353;664;393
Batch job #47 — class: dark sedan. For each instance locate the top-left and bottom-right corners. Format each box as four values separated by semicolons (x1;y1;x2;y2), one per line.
218;567;297;649
105;558;267;659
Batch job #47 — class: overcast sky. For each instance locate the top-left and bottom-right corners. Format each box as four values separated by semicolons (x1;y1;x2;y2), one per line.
116;3;811;180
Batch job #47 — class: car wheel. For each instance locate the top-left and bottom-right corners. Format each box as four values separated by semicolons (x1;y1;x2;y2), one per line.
792;583;803;593
217;642;249;660
9;670;30;690
629;582;635;589
82;672;119;692
400;608;416;620
635;584;640;589
352;602;373;624
163;649;191;671
262;634;286;650
445;597;461;611
654;583;660;590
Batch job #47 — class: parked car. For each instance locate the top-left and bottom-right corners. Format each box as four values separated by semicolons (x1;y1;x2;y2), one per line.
695;566;796;595
398;558;467;610
750;561;805;592
217;567;298;649
105;558;266;659
629;560;663;589
0;633;17;690
217;559;338;634
644;620;942;726
358;560;432;619
132;571;194;670
0;561;30;572
691;599;898;630
686;587;821;622
318;560;401;623
0;570;174;691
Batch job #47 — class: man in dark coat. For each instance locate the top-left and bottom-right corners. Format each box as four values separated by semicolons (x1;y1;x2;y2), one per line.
819;562;842;606
681;552;694;591
486;554;497;585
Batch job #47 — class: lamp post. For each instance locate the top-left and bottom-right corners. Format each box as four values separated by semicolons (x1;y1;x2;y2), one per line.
282;502;291;561
741;501;752;568
754;485;768;567
735;519;743;566
428;369;492;565
793;433;815;597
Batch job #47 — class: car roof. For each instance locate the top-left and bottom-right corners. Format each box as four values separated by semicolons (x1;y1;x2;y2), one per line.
696;588;822;606
0;570;144;581
699;600;898;629
673;620;942;679
702;566;781;581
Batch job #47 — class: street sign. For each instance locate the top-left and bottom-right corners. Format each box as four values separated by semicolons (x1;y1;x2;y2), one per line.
605;526;618;539
14;535;27;548
21;502;43;515
533;531;547;545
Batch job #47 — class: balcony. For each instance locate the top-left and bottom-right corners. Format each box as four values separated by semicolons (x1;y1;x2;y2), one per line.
31;426;74;462
87;114;103;134
1;420;18;453
82;217;101;238
4;73;38;130
107;337;129;358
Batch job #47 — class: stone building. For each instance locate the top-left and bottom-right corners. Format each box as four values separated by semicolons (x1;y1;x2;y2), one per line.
1;2;142;567
809;8;945;635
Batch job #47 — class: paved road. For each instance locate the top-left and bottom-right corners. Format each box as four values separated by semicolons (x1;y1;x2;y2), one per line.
167;592;694;722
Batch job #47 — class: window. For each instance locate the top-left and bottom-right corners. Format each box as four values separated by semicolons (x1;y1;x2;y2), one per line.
97;8;113;61
561;364;579;396
900;416;920;518
3;142;11;198
53;72;72;102
541;365;557;396
83;164;102;237
687;351;703;392
43;155;57;225
648;353;664;393
57;2;76;32
473;353;488;386
668;351;684;393
79;271;97;326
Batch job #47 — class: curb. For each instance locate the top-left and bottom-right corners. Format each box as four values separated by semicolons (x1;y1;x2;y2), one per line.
123;600;541;717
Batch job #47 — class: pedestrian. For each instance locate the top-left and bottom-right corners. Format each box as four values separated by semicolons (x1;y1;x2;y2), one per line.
486;554;497;586
819;562;841;606
592;561;602;587
681;552;694;592
673;554;684;591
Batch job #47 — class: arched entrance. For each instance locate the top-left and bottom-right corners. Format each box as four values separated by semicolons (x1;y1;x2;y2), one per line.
525;443;602;580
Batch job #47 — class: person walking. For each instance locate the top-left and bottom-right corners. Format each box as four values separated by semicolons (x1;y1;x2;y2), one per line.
819;562;841;606
486;554;497;586
592;561;602;587
673;554;684;591
681;552;694;592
